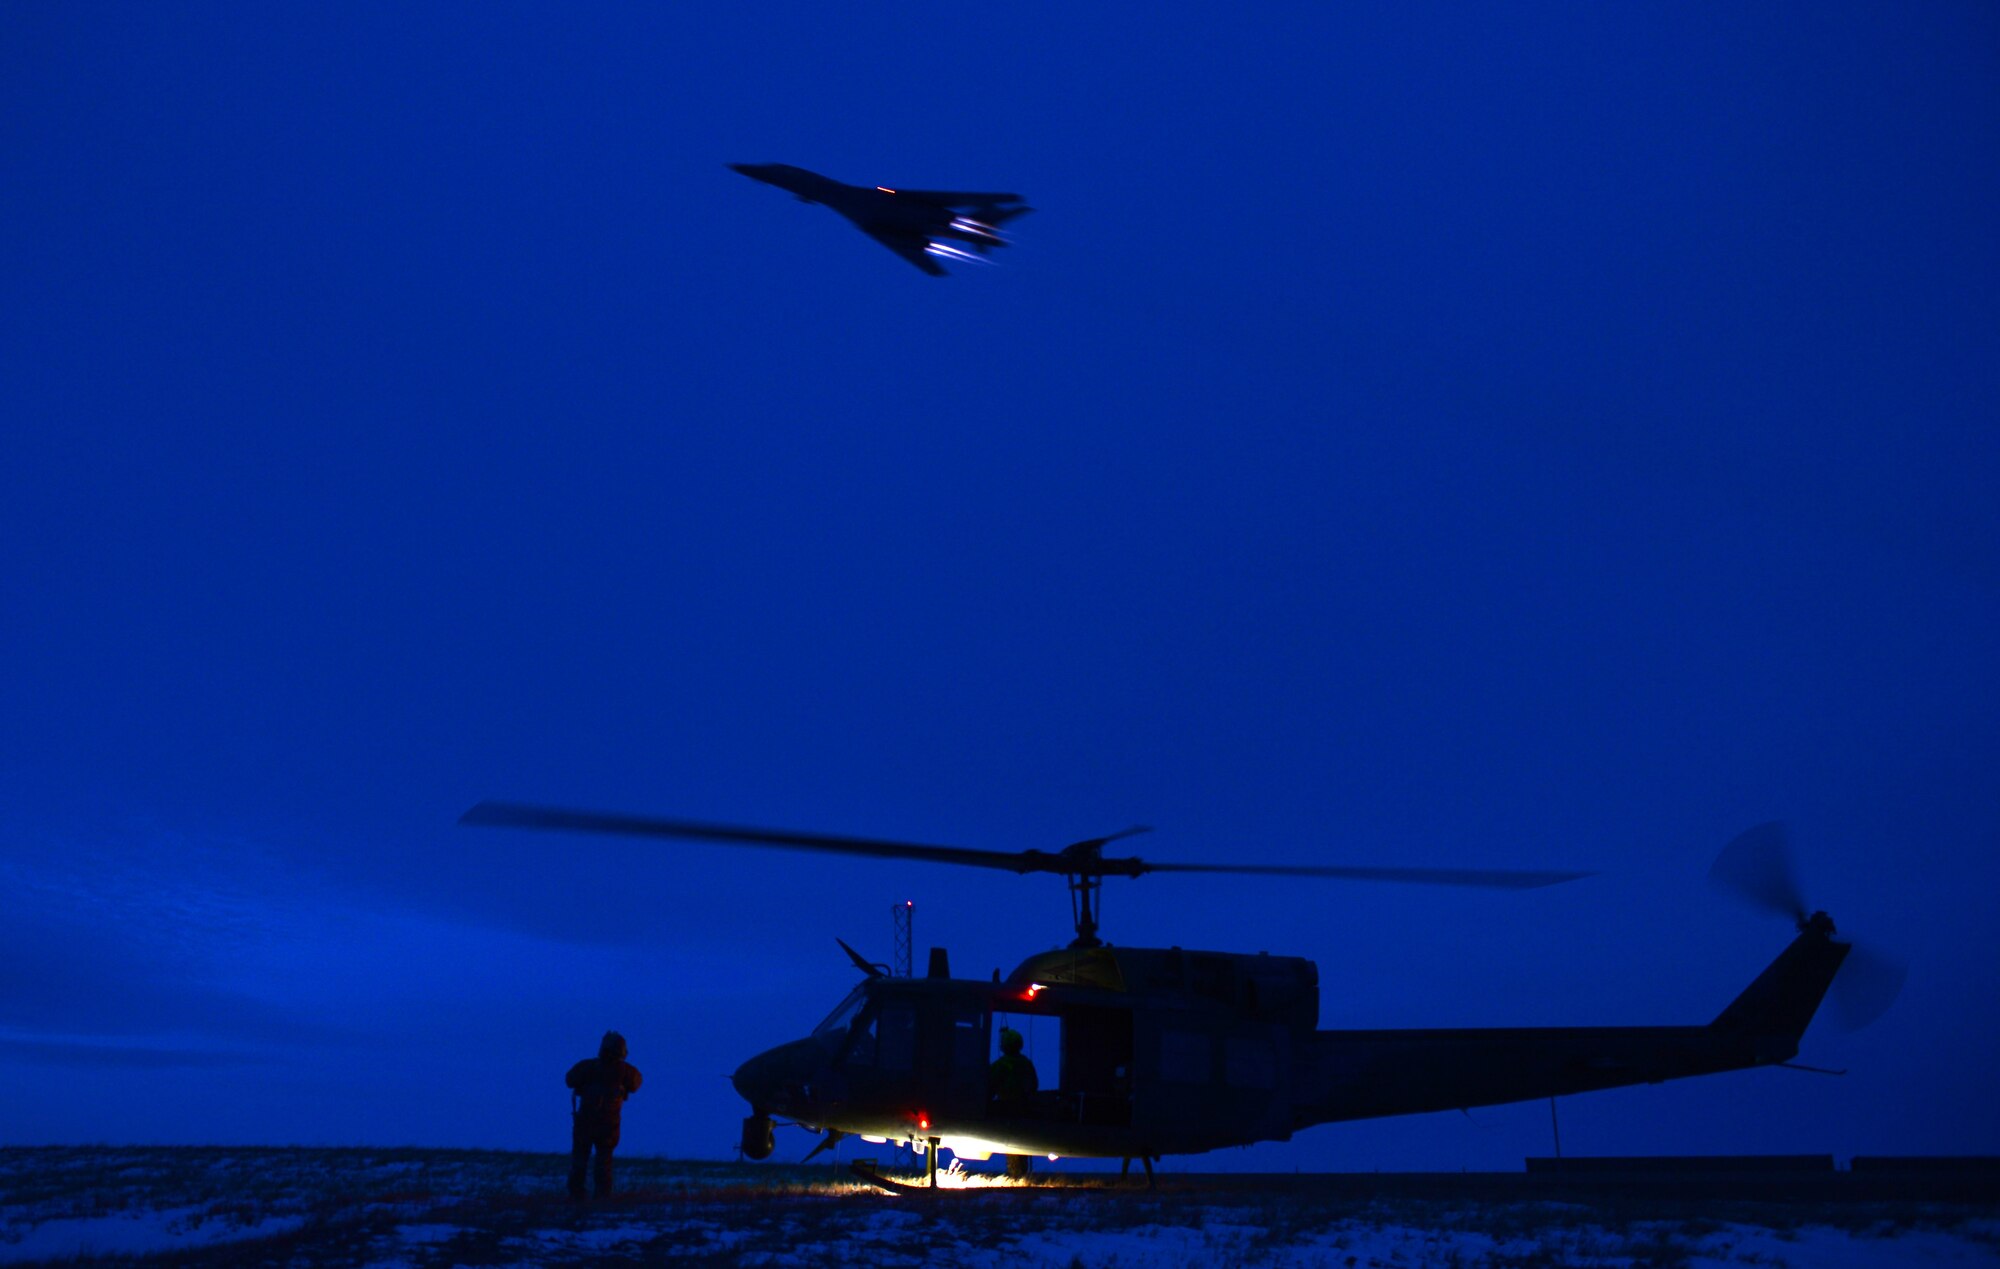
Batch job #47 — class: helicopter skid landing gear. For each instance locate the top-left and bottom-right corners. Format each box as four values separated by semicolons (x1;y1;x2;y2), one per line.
1119;1155;1156;1189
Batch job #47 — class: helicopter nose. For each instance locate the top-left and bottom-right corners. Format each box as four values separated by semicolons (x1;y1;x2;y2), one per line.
731;1049;783;1110
731;1037;818;1113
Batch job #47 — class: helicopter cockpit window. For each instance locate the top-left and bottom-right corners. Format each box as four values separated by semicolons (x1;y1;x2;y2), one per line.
838;1006;878;1068
814;985;868;1037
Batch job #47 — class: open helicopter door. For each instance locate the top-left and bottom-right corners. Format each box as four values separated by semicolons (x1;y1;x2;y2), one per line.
989;1010;1059;1123
991;1007;1136;1128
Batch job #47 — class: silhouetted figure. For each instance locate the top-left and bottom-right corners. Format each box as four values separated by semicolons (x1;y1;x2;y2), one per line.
567;1030;642;1199
990;1026;1039;1180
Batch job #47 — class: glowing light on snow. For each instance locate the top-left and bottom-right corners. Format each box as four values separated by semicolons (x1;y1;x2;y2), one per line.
880;1158;1034;1190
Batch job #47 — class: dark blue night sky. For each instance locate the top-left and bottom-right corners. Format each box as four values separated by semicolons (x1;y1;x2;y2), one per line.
4;4;1996;1168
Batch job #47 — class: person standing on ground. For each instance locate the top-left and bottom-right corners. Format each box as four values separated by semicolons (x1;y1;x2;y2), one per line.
566;1030;642;1200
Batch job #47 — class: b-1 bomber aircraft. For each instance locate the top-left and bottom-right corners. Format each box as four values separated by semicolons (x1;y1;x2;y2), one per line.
730;163;1030;276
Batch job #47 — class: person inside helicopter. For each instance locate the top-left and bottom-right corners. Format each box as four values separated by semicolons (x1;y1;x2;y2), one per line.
989;1025;1040;1178
989;1026;1039;1112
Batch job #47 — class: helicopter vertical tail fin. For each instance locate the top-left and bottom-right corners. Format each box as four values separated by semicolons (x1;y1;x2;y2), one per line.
1709;913;1850;1047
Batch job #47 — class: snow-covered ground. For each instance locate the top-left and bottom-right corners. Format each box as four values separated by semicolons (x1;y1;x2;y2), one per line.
1;1147;1994;1266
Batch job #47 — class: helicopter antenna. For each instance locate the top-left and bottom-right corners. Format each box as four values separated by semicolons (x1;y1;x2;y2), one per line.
835;937;887;978
460;801;1593;947
892;900;913;977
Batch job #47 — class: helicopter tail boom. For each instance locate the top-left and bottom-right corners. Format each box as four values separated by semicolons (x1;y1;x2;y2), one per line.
1289;921;1855;1134
1708;911;1849;1041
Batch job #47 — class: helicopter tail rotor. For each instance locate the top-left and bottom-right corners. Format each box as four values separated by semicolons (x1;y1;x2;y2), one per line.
1708;822;1906;1032
1708;822;1808;925
1827;941;1907;1031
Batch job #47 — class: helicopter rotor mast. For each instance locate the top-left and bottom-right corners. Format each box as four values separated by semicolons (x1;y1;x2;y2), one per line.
459;801;1591;948
1047;827;1148;948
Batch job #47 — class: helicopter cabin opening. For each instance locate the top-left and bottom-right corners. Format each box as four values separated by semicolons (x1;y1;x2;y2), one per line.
810;945;1317;1147
1000;945;1319;1146
990;1006;1135;1129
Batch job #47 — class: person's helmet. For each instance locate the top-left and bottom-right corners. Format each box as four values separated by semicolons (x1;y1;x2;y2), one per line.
600;1030;628;1061
998;1027;1024;1054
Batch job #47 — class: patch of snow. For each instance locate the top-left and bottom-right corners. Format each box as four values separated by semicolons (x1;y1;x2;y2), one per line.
685;1220;756;1249
1304;1221;1511;1267
0;1206;304;1264
1688;1223;2000;1268
393;1222;466;1244
1006;1224;1240;1267
528;1223;660;1249
857;1206;922;1233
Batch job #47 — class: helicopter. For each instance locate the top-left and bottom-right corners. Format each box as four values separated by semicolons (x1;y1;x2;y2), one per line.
462;804;1899;1185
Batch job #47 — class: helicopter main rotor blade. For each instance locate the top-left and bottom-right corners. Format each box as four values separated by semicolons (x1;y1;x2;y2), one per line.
461;801;1055;873
1062;826;1153;853
462;802;1587;887
1136;861;1591;889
